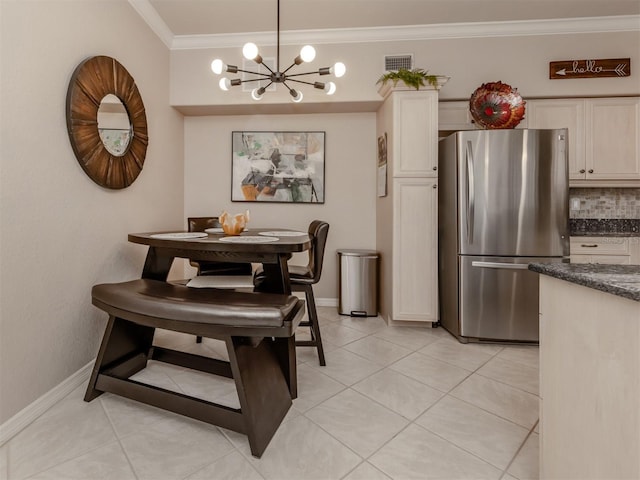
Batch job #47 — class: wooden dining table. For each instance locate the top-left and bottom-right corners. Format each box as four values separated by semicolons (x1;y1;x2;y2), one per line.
127;227;312;397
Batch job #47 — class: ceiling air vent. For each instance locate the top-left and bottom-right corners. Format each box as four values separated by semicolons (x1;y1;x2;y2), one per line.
384;54;413;72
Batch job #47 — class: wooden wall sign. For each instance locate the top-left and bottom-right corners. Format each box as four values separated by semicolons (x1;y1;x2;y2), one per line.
549;58;630;79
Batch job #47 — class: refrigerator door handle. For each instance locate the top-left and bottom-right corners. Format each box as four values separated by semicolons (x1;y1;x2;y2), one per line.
465;140;475;244
471;261;530;270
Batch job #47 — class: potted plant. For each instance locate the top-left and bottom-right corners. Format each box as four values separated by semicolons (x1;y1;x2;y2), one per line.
377;68;440;90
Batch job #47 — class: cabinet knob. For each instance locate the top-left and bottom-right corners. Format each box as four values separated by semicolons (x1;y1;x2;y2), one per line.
588;169;594;174
579;169;586;173
432;166;437;171
433;184;437;189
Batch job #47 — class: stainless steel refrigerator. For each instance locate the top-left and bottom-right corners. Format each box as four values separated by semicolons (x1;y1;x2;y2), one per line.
438;129;569;343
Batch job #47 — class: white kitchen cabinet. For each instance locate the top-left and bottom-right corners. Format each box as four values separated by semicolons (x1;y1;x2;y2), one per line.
586;97;640;181
438;101;476;132
391;90;439;176
526;99;585;180
527;97;640;185
438;100;528;133
392;177;438;321
539;275;640;479
377;84;441;324
570;236;633;264
632;238;640;265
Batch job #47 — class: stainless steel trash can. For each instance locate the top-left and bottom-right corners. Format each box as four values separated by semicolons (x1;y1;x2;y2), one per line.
337;249;379;317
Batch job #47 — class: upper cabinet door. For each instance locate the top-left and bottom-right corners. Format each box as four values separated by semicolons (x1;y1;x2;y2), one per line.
586;97;640;180
527;99;585;180
438;101;477;132
392;91;438;176
439;101;529;133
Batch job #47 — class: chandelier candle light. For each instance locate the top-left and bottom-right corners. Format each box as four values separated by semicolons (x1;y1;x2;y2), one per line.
210;0;346;102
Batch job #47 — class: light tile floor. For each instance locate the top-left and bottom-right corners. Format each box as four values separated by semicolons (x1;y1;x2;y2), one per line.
2;307;540;480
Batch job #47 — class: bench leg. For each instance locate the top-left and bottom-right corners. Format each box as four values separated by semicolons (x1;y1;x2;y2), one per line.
271;336;297;399
227;336;293;457
84;315;155;402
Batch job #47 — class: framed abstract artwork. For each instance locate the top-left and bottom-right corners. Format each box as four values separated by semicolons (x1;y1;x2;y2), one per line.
231;131;325;203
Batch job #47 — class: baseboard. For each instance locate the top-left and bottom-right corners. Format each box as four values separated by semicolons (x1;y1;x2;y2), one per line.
0;361;93;446
316;297;338;307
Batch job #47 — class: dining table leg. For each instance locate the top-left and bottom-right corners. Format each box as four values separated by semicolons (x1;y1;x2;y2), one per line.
141;247;175;281
253;253;297;398
255;254;292;295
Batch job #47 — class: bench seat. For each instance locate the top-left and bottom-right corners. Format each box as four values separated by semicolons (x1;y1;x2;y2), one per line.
85;278;305;458
92;278;300;332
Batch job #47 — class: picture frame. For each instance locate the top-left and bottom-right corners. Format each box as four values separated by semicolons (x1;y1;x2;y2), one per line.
377;132;388;197
231;131;325;203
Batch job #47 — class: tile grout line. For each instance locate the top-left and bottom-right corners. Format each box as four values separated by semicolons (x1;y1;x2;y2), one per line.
473;370;540;397
499;421;539;480
98;395;142;480
7;391;120;480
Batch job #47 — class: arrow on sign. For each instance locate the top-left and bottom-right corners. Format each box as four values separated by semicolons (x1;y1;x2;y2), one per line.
556;63;627;77
611;63;627;76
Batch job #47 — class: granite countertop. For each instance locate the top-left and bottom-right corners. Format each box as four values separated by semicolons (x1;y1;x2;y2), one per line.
528;263;640;302
570;219;640;237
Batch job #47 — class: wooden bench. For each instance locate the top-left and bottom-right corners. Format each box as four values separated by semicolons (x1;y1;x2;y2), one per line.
84;279;305;458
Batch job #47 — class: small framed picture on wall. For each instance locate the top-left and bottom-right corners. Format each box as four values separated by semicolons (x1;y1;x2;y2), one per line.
377;132;387;197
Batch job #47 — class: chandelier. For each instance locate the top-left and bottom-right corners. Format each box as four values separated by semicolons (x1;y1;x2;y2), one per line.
210;0;346;102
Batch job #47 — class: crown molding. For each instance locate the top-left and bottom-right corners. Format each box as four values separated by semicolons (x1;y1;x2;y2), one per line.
171;14;639;50
128;0;174;49
127;1;639;52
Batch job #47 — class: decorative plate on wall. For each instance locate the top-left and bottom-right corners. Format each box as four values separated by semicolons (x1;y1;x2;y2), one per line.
469;81;526;129
66;56;148;189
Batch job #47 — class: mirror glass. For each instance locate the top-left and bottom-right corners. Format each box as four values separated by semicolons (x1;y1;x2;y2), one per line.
97;94;132;156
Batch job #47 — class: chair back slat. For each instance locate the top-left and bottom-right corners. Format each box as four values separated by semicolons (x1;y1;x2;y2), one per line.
188;217;220;232
307;220;330;284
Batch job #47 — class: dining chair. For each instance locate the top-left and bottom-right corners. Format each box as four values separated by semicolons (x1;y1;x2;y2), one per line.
254;220;329;366
188;216;254;343
188;217;253;276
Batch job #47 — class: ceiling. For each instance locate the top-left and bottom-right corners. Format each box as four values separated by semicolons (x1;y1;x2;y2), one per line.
148;0;639;37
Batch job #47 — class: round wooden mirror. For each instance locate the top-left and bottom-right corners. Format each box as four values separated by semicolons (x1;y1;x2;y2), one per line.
66;56;148;189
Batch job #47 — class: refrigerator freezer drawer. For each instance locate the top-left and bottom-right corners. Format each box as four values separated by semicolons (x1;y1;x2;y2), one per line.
459;255;565;342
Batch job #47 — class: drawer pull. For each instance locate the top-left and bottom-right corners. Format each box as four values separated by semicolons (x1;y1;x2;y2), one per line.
580;244;598;248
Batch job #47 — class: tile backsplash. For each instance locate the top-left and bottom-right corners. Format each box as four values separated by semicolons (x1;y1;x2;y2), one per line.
570;188;640;219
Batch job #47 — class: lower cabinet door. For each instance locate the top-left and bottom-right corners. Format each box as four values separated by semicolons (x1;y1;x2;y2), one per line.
392;178;438;322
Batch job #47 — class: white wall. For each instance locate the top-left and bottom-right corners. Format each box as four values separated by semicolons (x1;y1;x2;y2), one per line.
184;113;377;298
171;30;640;108
0;1;184;424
